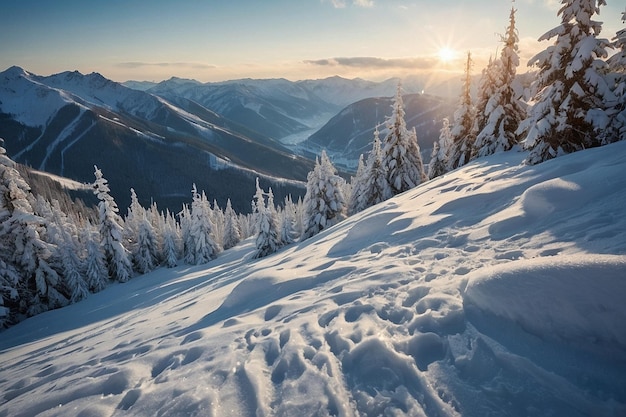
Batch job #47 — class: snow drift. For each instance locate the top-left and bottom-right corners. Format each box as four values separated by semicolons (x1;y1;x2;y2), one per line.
1;141;625;416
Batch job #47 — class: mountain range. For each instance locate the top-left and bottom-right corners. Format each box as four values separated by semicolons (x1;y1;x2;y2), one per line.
0;66;455;212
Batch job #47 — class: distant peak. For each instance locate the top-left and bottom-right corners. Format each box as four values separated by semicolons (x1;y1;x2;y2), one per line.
1;65;30;79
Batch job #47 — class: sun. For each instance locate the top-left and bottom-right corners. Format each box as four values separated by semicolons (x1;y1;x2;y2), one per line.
438;47;456;63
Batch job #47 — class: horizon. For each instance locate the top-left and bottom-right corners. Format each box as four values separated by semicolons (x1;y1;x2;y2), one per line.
2;1;623;84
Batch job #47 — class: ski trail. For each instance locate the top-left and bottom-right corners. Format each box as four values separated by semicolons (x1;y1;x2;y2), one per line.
60;120;95;175
40;109;84;171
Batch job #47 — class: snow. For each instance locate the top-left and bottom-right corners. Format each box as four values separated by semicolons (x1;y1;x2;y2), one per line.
1;141;626;416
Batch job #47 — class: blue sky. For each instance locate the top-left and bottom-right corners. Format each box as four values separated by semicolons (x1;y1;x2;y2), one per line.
1;0;623;82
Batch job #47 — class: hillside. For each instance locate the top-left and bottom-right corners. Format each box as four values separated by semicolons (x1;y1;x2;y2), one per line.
0;67;312;213
1;141;625;416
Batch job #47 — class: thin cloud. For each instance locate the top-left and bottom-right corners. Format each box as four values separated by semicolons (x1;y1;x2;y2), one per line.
322;0;374;8
117;62;216;70
304;56;438;70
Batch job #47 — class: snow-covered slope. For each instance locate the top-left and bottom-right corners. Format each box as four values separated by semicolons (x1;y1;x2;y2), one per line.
1;142;626;416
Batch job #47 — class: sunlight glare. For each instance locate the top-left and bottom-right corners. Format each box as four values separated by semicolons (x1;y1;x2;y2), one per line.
438;47;456;63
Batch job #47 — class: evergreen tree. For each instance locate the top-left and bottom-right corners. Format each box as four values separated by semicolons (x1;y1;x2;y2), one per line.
428;118;453;179
280;195;298;244
362;125;390;209
211;200;225;248
473;56;501;142
49;199;89;303
475;7;526;157
82;225;108;293
1;146;67;316
448;52;477;169
521;0;613;165
161;210;180;268
606;8;626;143
93;166;133;283
124;188;142;259
253;179;282;259
223;198;242;250
188;185;220;264
348;154;368;215
302;151;347;240
381;84;428;196
0;144;24;326
134;213;159;274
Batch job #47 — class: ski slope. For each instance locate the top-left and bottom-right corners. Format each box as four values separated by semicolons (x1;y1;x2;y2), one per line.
1;142;625;416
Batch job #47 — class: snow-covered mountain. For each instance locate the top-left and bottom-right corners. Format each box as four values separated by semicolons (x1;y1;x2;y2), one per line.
2;141;625;416
134;76;431;143
300;93;455;170
0;66;313;212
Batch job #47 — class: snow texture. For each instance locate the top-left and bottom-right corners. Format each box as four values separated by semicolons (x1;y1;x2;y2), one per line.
1;141;626;416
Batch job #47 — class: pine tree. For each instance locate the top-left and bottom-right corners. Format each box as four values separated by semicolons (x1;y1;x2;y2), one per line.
474;56;501;142
348;154;368;215
381;84;428;196
93;166;133;283
82;225;108;293
49;199;89;303
1;146;67;315
0;144;23;326
428;118;453;179
223;198;242;250
124;188;142;260
606;8;626;143
448;52;477;169
134;213;159;274
475;7;526;158
280;195;298;244
187;185;220;264
521;0;613;165
161;210;180;268
253;179;282;258
362;125;390;209
302;151;347;240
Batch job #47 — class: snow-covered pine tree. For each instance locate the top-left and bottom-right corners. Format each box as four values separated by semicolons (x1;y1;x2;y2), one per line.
428;118;453;179
124;188;142;260
0;144;24;326
179;203;194;264
161;209;180;268
348;153;368;215
148;201;164;264
475;6;526;158
82;225;108;293
48;199;89;303
473;56;501;143
280;195;298;244
253;179;282;258
188;185;220;264
381;84;427;196
448;52;477;170
302;151;347;240
93;166;133;283
223;198;242;250
521;0;613;165
1;146;68;316
606;8;626;143
133;213;159;274
211;199;225;248
362;125;390;209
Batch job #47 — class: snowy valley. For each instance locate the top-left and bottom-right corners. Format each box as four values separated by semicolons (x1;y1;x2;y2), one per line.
1;141;625;416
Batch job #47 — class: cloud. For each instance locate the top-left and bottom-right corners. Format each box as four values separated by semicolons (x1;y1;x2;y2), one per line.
304;56;438;70
322;0;373;8
117;62;216;70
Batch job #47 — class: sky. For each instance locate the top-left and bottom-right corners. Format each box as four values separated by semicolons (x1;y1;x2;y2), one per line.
1;0;624;83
